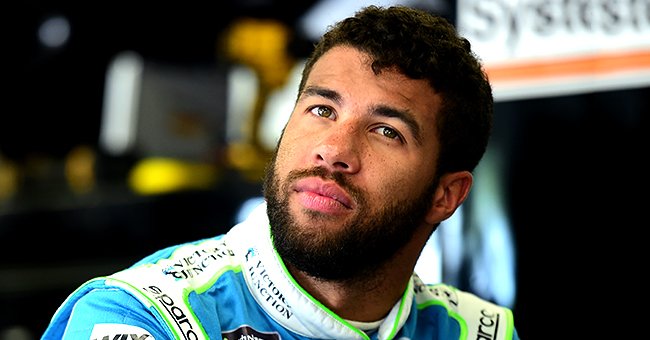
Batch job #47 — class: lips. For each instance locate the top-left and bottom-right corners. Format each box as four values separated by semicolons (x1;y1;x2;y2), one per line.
293;177;354;210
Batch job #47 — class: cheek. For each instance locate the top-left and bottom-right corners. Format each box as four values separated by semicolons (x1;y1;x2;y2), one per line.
360;160;402;197
377;160;434;197
381;171;411;196
274;137;304;175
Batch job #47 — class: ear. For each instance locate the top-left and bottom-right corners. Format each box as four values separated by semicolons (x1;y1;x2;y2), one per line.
424;171;473;225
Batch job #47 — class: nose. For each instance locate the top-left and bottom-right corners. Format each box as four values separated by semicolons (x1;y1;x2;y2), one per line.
312;125;361;174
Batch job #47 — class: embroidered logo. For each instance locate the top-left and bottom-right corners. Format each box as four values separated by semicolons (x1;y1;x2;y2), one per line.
221;325;280;340
90;323;154;340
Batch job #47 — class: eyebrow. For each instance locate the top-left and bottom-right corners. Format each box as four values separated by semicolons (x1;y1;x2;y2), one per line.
372;104;423;145
301;85;423;145
301;86;342;104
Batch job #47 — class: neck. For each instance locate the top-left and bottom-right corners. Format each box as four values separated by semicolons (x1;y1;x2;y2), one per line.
286;224;432;322
287;263;409;322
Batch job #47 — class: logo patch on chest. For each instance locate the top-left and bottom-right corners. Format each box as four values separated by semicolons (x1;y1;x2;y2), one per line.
222;325;281;340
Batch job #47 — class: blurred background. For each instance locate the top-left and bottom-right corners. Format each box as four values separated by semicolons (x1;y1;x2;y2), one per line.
2;0;648;339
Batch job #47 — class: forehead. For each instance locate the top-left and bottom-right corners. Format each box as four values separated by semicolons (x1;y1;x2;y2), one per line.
304;46;442;138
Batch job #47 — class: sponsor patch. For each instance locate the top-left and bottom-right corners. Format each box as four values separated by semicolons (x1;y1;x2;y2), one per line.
90;323;154;340
476;308;501;340
222;325;280;340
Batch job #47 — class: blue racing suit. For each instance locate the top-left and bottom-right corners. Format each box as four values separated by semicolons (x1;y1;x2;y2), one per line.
42;202;519;340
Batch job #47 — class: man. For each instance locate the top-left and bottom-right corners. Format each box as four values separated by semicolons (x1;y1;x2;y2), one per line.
42;5;519;340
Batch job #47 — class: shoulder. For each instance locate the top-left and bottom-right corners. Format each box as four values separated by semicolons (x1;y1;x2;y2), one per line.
43;204;270;338
414;280;518;340
44;233;250;339
42;278;173;339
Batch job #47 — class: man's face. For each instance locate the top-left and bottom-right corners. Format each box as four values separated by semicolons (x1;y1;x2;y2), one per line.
264;46;443;281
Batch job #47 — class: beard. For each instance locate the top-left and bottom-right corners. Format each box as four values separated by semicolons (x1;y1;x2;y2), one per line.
262;152;436;282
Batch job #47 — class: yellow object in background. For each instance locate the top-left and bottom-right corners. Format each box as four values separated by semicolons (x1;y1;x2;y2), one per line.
64;145;96;194
221;17;295;179
223;17;294;89
0;156;19;202
128;158;220;195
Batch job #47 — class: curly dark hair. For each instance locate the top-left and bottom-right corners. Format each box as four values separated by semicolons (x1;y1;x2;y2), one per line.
298;5;493;176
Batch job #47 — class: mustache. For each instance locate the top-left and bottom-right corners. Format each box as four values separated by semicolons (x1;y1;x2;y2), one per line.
285;166;363;202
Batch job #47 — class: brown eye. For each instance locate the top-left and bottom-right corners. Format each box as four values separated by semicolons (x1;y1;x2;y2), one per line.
311;106;333;118
376;126;400;140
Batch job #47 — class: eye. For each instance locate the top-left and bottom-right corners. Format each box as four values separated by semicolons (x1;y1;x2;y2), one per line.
374;126;403;142
309;105;335;119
